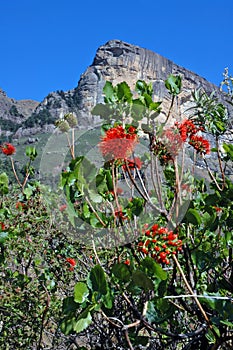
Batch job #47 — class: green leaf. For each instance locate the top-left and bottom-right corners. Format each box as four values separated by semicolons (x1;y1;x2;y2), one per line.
89;213;102;227
83;202;91;219
102;290;113;309
25;146;37;160
145;299;173;323
73;307;92;334
91;103;112;119
74;282;89;304
23;186;34;199
205;328;216;344
89;265;108;295
60;317;77;335
111;263;131;282
62;296;79;315
117;81;132;102
135;80;147;94
165;74;182;95
143;93;153;108
141;257;167;280
220;320;233;327
149;101;162;112
223;143;233;161
126;197;144;216
103;81;115;102
132;270;154;291
88;190;103;203
185;208;202;226
0;172;9;194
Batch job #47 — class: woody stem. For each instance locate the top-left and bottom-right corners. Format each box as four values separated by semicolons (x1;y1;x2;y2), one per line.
10;156;22;188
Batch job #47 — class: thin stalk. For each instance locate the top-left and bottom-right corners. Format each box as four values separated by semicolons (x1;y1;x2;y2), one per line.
216;136;225;188
172;254;210;325
10;156;22;188
202;156;223;191
125;161;167;215
22;158;32;191
165;94;175;124
72;128;75;159
111;163;120;211
85;196;106;227
154;155;166;212
66;132;75;159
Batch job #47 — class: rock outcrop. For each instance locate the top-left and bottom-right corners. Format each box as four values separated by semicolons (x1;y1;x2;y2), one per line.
0;88;39;137
1;39;232;138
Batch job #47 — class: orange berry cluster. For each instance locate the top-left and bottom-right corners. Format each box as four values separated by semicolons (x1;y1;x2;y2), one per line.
138;224;182;265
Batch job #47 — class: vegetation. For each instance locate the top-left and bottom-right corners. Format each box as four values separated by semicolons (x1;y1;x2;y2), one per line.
0;74;232;349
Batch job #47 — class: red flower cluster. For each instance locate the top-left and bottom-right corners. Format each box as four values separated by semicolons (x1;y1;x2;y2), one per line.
99;125;138;161
189;135;211;155
162;128;184;157
66;257;76;271
138;224;182;265
152;128;183;165
178;119;210;154
0;222;5;230
0;143;16;156
178;119;198;142
16;202;26;210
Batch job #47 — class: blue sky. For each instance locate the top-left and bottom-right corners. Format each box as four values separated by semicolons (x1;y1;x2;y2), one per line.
1;0;232;101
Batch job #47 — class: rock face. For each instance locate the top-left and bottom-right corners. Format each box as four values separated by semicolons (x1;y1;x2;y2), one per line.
0;88;39;137
75;39;232;127
27;39;232;133
0;39;232;138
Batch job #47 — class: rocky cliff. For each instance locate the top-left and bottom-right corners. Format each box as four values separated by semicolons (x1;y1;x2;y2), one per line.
0;39;232;139
0;88;39;138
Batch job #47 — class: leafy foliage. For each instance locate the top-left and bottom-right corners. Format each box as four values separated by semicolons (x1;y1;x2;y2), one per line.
0;73;233;349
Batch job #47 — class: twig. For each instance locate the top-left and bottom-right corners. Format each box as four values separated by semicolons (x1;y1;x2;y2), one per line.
216;136;226;188
124;329;134;350
172;254;210;325
165;94;175;124
66;132;75;159
202;156;223;191
10;156;22;188
85;196;106;227
37;283;50;350
92;239;101;265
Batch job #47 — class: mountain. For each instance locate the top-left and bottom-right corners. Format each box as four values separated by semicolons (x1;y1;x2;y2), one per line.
0;39;232;140
0;88;39;139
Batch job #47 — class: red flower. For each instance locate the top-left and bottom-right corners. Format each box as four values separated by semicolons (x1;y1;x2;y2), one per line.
124;259;130;266
16;202;26;210
66;257;76;271
177;119;197;141
0;143;16;156
99;125;138;160
189;135;211;154
66;257;76;266
213;206;222;213
159;252;167;261
59;204;67;212
0;222;5;230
